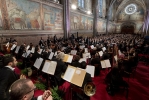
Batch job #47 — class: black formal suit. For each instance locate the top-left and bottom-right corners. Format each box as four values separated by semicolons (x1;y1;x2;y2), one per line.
52;58;67;85
0;67;19;100
82;73;92;88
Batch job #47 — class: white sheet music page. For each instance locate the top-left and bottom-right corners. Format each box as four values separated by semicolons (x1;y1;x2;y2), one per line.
83;53;91;58
48;52;54;60
100;60;106;68
26;45;30;50
70;50;77;55
11;44;17;50
31;47;35;53
63;66;75;82
90;45;94;49
102;47;106;52
79;58;86;63
42;61;50;73
67;55;73;63
34;58;43;69
6;42;9;47
47;61;57;75
84;48;88;53
15;46;20;54
98;51;103;56
54;52;57;56
85;65;95;77
104;59;111;68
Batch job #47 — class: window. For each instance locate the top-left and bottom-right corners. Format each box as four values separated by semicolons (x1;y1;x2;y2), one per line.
98;0;103;17
78;0;85;8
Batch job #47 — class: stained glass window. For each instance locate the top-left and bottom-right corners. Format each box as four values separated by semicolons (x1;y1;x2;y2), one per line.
98;0;103;17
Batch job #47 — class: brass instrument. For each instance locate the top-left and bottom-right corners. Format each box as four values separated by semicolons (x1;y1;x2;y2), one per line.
84;82;96;96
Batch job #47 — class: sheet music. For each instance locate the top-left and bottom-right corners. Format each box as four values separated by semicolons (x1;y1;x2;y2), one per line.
47;61;57;75
22;50;31;58
100;60;106;68
31;47;35;53
6;42;9;47
71;68;86;87
102;47;106;52
79;58;86;63
83;53;91;58
104;59;111;68
26;45;30;50
63;65;76;82
90;45;94;49
54;52;57;56
70;50;77;55
85;65;95;77
11;44;17;50
15;46;20;54
42;61;50;73
84;48;88;53
33;58;43;69
48;52;54;60
98;51;103;56
67;55;73;63
79;45;85;49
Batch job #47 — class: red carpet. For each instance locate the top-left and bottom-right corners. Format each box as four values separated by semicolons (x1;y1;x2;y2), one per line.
14;62;149;100
91;62;149;100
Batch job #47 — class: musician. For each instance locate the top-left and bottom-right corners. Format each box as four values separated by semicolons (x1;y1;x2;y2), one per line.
53;35;57;43
31;45;41;63
52;51;67;86
0;55;25;100
9;79;52;100
47;37;51;48
39;37;44;48
71;55;81;68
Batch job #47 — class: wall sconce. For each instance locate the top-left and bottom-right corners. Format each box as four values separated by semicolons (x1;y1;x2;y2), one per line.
71;4;77;10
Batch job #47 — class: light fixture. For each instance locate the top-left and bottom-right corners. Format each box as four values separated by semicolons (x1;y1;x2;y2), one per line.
71;4;77;10
87;11;91;14
125;4;137;15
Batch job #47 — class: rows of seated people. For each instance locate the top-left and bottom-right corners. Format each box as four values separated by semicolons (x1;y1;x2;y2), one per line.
0;34;145;100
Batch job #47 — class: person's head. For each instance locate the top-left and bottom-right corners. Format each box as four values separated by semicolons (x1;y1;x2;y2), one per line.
3;55;17;67
56;52;65;60
9;79;36;100
80;61;87;69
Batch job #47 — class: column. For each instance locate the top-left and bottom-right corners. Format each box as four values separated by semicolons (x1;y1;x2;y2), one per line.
62;0;70;40
93;0;98;37
0;0;9;30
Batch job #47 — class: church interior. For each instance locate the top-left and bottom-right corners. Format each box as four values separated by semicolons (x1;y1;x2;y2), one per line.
0;0;149;100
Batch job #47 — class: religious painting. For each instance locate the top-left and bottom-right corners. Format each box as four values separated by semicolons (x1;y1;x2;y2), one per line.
43;5;63;30
80;15;88;30
6;0;41;30
97;20;103;31
87;17;93;30
70;14;80;30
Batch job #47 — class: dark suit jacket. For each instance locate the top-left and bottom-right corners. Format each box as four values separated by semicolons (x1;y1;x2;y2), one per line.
82;73;92;88
52;58;67;84
0;67;19;100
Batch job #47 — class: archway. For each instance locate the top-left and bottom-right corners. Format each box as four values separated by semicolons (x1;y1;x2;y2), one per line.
121;25;134;34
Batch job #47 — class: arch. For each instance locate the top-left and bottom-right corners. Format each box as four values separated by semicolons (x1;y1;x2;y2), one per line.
121;22;136;34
